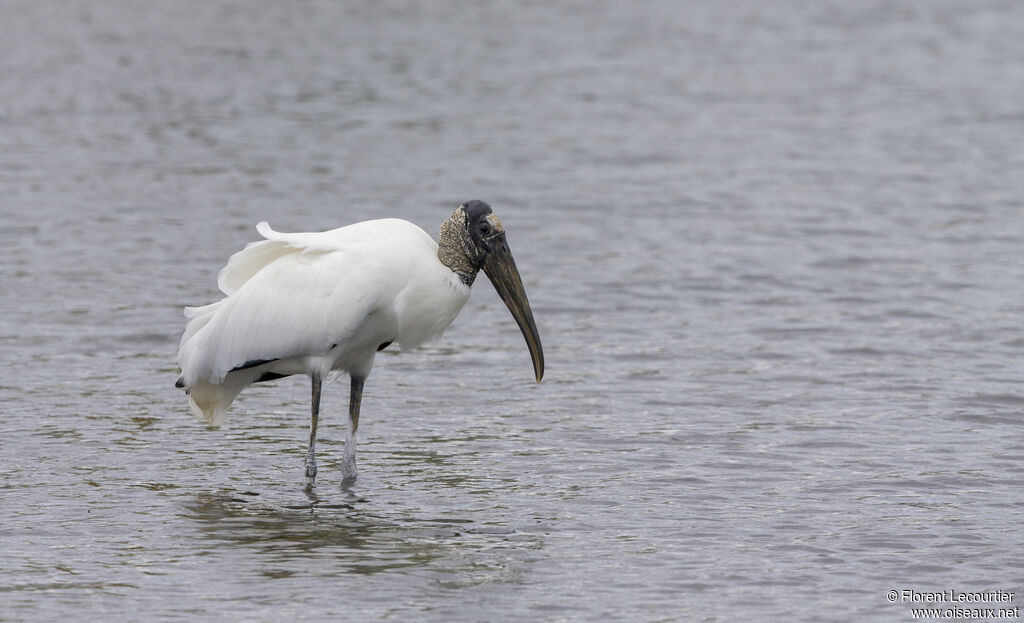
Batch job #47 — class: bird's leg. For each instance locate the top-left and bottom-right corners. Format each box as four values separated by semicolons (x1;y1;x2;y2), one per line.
342;374;364;482
305;372;322;488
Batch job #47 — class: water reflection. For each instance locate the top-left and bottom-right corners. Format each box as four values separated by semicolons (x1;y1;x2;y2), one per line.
182;487;542;579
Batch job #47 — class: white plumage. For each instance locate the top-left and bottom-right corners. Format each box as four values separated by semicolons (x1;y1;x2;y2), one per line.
175;201;543;486
178;218;470;426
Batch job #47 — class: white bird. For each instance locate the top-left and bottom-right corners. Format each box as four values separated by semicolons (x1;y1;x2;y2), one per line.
175;200;543;486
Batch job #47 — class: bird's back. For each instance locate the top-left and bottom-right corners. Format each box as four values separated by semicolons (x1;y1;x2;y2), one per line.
218;218;432;295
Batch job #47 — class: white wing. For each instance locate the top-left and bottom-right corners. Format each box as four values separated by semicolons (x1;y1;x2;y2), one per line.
216;221;345;295
177;219;461;387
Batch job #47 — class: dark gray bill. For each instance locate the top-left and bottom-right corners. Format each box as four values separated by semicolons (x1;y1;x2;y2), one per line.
481;234;544;382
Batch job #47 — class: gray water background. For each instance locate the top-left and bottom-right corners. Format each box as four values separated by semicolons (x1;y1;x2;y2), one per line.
2;1;1023;621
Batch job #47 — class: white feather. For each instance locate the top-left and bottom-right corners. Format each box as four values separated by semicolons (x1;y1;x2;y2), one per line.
177;218;471;425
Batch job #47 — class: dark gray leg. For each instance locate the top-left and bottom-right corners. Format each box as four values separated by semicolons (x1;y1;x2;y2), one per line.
342;375;364;481
305;372;322;488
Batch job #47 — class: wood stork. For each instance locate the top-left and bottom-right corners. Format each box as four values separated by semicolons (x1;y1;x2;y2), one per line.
175;200;544;486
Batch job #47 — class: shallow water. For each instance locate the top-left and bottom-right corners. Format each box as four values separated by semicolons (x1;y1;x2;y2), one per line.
2;1;1023;621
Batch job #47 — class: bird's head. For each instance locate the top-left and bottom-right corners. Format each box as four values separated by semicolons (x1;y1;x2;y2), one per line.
439;201;544;382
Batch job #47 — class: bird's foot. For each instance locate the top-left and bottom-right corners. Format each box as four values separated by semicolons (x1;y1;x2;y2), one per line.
341;457;357;484
305;461;318;488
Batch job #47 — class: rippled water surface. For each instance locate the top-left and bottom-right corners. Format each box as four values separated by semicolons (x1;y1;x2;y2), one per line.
3;1;1024;621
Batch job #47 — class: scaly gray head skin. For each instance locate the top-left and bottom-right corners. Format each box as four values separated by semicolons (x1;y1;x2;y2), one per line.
438;200;545;382
438;203;482;286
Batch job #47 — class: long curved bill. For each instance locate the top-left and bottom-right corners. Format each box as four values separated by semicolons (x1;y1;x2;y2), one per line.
481;234;545;382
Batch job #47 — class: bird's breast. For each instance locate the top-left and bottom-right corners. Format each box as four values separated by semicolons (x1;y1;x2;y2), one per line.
393;269;471;351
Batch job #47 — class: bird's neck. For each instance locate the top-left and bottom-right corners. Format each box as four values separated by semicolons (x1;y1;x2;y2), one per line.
437;212;480;287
